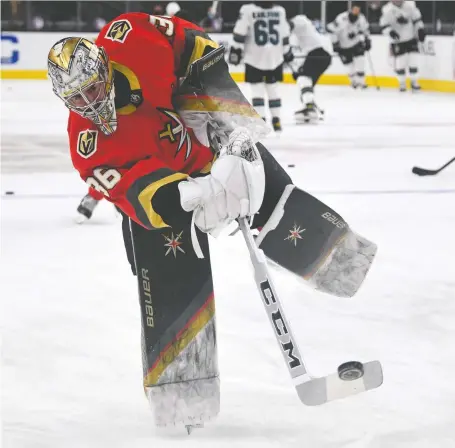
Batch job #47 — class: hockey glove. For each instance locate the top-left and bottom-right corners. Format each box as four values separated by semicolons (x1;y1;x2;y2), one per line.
283;49;294;63
417;28;426;43
364;38;372;52
179;127;265;236
228;46;243;65
389;30;400;40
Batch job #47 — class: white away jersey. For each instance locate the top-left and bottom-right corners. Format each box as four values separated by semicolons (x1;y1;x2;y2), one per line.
380;1;423;43
232;3;290;71
290;15;325;55
326;11;369;49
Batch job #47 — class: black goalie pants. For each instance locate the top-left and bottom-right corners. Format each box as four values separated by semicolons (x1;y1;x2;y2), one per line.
120;142;292;403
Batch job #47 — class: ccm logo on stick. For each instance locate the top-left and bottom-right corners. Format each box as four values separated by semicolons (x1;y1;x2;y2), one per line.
260;280;302;369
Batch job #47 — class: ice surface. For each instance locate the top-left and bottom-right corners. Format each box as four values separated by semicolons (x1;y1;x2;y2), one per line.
1;80;455;448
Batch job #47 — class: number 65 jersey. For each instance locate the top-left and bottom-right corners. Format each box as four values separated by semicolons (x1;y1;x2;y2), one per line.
233;3;290;71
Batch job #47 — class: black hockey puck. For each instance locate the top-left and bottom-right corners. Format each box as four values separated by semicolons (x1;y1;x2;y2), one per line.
337;361;364;381
287;164;295;168
5;191;15;195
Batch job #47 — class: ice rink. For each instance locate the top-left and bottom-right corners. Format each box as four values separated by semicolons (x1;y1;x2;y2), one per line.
2;80;455;448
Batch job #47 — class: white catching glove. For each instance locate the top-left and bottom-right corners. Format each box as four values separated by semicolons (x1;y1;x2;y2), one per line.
178;127;265;256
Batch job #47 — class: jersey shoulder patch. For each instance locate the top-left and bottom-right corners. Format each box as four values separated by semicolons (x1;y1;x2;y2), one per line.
105;19;133;43
77;129;98;159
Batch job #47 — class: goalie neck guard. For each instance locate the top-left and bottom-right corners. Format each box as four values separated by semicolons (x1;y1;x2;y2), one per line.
48;37;117;136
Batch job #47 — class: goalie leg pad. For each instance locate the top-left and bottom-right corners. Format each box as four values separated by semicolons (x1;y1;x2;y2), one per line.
130;219;219;427
256;185;377;298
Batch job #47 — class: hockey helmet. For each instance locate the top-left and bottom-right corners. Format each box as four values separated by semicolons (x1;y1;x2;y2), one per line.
47;37;117;135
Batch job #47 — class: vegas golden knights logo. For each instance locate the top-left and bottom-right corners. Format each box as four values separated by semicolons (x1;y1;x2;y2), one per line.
77;130;98;159
105;20;132;43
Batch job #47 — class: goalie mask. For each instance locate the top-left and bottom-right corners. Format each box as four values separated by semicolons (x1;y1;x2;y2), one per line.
48;37;117;136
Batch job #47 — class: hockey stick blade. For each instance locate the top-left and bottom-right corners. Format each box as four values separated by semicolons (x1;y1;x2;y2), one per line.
412;166;436;176
239;219;383;406
296;360;383;406
412;157;455;176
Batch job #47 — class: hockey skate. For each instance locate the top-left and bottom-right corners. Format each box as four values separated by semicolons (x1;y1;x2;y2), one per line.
76;194;100;223
411;82;421;92
399;83;407;92
186;423;204;435
272;117;282;132
295;103;319;124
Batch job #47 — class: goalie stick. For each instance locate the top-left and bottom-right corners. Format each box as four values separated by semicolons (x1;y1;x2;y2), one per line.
412;157;455;176
239;218;383;406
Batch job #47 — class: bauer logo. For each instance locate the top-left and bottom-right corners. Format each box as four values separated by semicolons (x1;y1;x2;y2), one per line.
321;212;346;229
77;130;98;159
105;20;133;43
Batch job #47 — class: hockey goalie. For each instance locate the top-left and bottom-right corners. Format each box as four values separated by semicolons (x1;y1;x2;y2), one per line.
47;12;378;431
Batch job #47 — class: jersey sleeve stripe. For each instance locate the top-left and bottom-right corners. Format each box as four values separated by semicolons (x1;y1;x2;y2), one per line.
233;33;246;44
126;169;188;229
178;29;218;77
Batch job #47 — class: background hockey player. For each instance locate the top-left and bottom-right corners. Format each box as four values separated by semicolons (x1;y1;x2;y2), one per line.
380;0;425;92
327;2;371;89
288;14;332;122
48;11;377;432
228;2;291;132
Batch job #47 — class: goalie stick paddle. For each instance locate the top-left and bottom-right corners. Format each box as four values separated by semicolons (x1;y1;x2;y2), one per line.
239;218;383;406
412;157;455;176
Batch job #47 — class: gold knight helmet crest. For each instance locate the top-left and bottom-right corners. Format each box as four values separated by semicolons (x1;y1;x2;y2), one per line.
77;130;98;158
105;19;133;43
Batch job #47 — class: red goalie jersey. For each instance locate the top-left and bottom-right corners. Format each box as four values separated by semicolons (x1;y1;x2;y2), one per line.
68;13;218;229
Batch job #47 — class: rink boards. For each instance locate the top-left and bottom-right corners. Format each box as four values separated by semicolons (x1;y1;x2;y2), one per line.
1;32;455;92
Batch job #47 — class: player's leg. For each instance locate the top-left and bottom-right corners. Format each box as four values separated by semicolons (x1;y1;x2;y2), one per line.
294;48;331;122
76;187;103;223
407;39;421;91
392;42;408;91
395;53;408;92
252;142;377;298
265;64;284;132
352;43;367;89
309;48;332;85
128;217;219;427
340;49;356;88
245;63;266;121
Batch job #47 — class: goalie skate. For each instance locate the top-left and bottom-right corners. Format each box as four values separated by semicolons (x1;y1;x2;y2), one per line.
75;193;100;224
